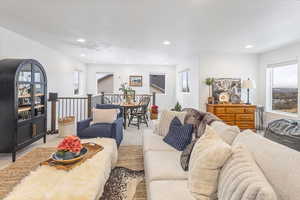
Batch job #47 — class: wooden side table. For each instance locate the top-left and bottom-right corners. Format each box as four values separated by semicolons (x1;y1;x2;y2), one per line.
207;104;256;131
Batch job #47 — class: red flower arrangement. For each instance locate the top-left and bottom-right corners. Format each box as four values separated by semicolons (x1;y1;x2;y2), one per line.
151;105;158;114
57;136;83;153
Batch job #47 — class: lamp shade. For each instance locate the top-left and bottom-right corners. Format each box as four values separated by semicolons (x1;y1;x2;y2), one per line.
242;79;256;89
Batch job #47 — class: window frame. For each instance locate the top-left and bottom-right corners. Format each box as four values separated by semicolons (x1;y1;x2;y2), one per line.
266;60;298;116
179;69;191;93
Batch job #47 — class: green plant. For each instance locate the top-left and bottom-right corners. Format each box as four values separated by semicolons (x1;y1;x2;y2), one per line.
118;82;132;93
174;102;182;112
205;78;214;96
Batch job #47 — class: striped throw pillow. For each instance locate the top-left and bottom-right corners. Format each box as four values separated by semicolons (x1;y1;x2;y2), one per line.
163;117;193;151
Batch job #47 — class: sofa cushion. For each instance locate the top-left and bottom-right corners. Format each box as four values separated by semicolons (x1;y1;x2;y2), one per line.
218;145;277;200
143;130;176;152
211;121;240;145
233;130;300;200
149;180;195;200
144;151;187;181
188;126;232;200
163;117;193;151
155;110;187;136
92;108;117;123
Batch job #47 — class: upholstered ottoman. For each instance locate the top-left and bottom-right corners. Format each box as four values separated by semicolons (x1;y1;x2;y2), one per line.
4;138;118;200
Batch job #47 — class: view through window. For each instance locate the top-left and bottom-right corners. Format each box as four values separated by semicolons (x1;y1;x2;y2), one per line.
267;63;298;114
149;74;165;94
74;70;80;95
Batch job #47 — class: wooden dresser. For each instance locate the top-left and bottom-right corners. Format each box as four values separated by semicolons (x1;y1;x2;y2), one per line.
207;104;256;131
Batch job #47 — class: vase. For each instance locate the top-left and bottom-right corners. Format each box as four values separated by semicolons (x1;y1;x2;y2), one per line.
208;97;214;104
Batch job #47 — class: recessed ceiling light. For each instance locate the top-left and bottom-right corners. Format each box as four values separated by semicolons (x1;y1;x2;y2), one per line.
245;45;254;49
80;54;86;57
163;40;171;45
77;38;86;43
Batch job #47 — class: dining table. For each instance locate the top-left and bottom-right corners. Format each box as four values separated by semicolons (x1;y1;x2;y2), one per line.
119;102;141;129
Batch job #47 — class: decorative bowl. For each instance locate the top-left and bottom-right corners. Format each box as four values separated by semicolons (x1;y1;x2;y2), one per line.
51;147;88;164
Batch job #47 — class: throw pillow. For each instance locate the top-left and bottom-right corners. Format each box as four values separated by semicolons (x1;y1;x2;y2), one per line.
210;121;240;145
180;140;197;171
93;108;118;124
188;125;232;200
218;145;277;200
163;117;193;151
155;110;187;136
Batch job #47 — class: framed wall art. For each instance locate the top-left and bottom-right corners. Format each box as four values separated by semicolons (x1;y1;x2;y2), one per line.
129;75;143;87
212;78;241;103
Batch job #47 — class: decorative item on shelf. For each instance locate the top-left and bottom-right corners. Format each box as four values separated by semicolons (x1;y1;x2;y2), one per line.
150;104;159;120
212;78;241;104
230;94;241;104
129;75;143;87
205;77;214;104
219;92;230;103
52;136;87;164
242;78;256;105
172;102;182;111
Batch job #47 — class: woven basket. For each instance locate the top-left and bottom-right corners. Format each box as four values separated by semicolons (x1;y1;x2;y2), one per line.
58;116;76;138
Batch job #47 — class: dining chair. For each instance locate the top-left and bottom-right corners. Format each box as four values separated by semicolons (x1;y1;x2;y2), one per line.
128;97;150;129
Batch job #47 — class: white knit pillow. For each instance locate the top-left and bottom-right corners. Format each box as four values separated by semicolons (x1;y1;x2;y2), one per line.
92;108;117;123
155;110;186;136
188;126;232;200
218;145;277;200
210;121;240;145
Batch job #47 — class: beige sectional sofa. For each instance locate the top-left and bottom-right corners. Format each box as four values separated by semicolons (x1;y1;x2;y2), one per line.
143;120;300;200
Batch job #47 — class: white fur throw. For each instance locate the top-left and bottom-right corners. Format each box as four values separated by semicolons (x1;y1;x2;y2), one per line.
5;138;118;200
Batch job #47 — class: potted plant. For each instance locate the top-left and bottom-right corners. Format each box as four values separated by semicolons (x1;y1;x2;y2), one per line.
118;82;133;103
205;78;214;104
172;102;182;112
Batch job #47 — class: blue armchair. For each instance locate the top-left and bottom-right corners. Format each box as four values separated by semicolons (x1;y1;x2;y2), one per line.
77;104;124;146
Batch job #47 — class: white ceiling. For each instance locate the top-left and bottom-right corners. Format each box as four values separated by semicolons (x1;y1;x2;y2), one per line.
0;0;300;65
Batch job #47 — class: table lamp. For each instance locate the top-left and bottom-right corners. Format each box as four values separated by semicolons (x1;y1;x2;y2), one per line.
242;78;256;104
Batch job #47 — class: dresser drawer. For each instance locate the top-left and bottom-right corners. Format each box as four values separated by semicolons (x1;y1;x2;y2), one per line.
226;107;245;113
217;114;235;121
236;114;254;121
214;107;226;114
236;121;255;129
245;108;255;113
223;121;235;126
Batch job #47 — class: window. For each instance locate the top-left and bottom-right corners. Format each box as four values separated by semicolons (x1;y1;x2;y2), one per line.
266;62;298;114
74;70;81;95
179;70;191;93
149;74;166;94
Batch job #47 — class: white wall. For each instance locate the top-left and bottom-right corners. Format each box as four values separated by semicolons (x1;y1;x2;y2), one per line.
198;52;259;111
258;42;300;122
176;56;200;109
86;64;177;109
0;26;86;97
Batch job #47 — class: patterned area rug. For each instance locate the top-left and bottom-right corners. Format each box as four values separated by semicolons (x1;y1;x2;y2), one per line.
0;145;146;200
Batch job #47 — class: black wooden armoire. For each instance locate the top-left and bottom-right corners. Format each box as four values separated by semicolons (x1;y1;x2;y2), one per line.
0;59;47;162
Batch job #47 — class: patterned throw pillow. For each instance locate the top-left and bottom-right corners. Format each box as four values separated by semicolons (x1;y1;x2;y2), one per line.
163;117;193;151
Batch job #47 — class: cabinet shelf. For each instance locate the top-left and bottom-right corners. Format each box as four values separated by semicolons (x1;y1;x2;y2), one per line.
18;105;45;113
18;93;45;98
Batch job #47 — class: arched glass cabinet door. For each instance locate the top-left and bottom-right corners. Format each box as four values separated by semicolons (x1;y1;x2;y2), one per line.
17;63;33;121
33;64;46;117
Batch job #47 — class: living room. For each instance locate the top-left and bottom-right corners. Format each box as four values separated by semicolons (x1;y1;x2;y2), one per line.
0;0;300;200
